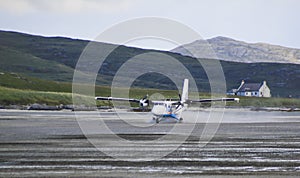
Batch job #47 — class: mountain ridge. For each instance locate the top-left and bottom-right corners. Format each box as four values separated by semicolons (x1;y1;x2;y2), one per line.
171;36;300;64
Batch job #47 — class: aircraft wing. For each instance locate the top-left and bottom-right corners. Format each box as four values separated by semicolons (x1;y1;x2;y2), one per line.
95;96;140;103
189;98;239;103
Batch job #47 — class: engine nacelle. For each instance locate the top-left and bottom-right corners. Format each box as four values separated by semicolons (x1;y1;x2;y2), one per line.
139;99;149;107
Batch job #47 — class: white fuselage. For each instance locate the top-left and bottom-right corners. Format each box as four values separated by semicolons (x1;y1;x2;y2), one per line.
151;101;185;118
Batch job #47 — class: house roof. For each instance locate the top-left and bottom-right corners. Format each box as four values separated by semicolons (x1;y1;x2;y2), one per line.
237;83;262;92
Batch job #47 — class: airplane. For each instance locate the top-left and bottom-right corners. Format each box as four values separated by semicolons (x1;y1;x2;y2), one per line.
95;79;239;123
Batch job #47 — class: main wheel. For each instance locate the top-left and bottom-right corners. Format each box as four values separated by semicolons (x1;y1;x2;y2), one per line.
156;118;160;123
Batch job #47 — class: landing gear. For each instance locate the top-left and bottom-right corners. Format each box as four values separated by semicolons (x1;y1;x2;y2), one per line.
156;117;160;123
153;117;160;123
153;116;182;123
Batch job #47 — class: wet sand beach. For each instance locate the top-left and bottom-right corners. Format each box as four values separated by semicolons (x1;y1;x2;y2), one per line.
0;109;299;177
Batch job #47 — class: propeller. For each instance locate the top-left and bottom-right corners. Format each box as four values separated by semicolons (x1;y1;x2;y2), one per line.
142;94;148;100
139;94;149;108
175;93;183;110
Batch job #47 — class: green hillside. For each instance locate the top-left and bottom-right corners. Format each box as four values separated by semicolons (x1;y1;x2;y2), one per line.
0;72;71;92
0;30;299;98
0;46;75;81
1;75;299;108
0;72;180;106
0;30;88;68
0;86;73;105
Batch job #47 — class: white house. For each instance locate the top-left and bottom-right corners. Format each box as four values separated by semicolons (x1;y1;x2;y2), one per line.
227;80;271;97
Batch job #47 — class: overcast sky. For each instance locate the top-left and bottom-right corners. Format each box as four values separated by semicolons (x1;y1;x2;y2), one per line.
0;0;299;50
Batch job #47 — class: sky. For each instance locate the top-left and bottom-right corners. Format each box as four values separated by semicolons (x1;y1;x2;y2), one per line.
0;0;299;50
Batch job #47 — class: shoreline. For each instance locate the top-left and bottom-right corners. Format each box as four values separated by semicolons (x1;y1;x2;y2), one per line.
0;104;299;112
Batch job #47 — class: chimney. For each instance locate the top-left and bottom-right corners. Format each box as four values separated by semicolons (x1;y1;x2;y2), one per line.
263;80;267;86
237;80;245;90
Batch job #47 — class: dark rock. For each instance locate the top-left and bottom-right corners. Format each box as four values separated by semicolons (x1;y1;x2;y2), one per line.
27;103;61;110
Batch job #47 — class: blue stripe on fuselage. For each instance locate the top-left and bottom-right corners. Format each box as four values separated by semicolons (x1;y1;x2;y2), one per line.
162;113;178;120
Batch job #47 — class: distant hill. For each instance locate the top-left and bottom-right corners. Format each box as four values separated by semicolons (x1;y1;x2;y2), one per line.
0;30;299;98
171;36;300;64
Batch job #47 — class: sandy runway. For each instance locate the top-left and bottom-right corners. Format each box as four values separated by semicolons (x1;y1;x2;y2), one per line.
0;109;299;177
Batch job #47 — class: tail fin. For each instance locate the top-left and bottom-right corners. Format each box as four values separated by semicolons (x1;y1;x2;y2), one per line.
181;79;189;102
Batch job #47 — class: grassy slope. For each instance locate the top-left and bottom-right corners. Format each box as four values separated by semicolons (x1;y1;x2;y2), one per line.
0;46;75;81
0;86;72;105
227;96;300;108
0;72;208;106
0;72;71;92
0;30;299;104
1;85;299;108
0;72;298;108
0;72;179;106
0;30;299;98
0;30;88;68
